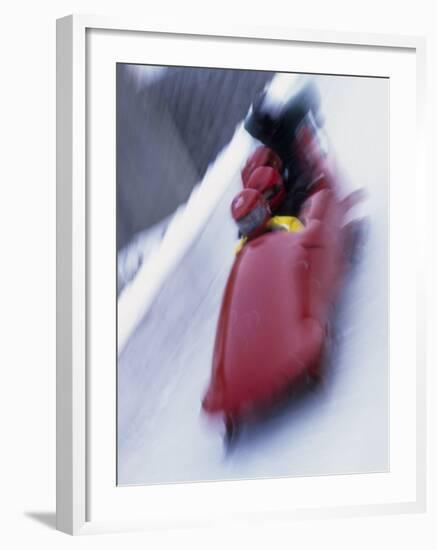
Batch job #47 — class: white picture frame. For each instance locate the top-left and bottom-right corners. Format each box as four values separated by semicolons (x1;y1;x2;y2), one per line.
56;14;427;535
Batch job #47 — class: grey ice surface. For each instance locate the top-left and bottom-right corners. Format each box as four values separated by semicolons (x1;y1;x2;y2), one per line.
117;216;172;295
117;74;389;486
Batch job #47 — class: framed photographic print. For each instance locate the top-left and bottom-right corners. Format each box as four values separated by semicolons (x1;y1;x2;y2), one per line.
56;14;427;535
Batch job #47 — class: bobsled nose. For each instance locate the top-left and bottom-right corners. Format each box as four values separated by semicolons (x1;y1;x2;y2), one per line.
202;382;224;414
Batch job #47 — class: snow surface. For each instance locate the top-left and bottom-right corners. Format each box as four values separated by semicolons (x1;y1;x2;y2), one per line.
117;73;389;486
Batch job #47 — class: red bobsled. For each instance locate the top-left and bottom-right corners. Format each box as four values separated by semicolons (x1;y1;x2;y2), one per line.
202;170;356;430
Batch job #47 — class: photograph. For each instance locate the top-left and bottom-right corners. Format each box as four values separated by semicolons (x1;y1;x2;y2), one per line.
116;63;389;486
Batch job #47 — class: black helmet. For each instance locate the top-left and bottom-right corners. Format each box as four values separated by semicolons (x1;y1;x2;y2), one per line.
244;91;281;144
